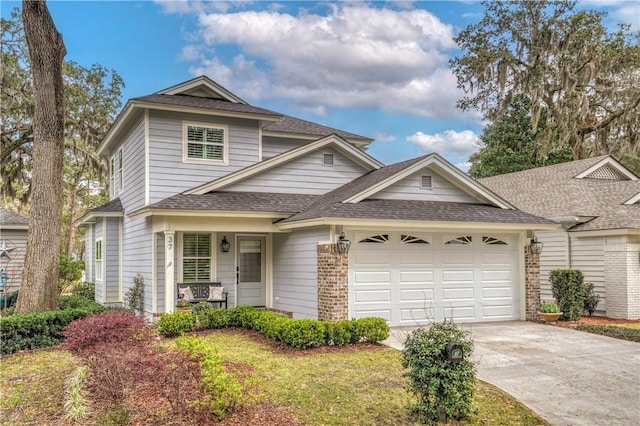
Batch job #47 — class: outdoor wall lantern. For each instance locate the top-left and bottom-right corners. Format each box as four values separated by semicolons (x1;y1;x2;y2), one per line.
528;236;544;255
220;236;231;253
445;342;463;363
336;232;351;254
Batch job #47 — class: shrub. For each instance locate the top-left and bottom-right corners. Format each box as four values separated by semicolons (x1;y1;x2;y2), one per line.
354;317;390;342
59;294;104;312
62;311;151;357
402;320;476;425
582;282;600;316
576;324;640;342
204;308;231;329
550;269;599;320
175;335;256;418
124;274;144;314
59;253;84;295
227;305;260;329
261;315;289;341
71;282;95;301
0;308;100;354
325;320;352;346
157;311;196;337
280;318;326;348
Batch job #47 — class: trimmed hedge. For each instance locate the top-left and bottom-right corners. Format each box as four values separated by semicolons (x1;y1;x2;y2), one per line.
0;305;105;354
576;324;640;342
159;305;390;349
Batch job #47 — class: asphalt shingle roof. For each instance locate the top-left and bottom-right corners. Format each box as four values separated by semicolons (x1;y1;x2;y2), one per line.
90;198;123;214
0;208;28;226
147;192;318;213
133;94;372;142
479;156;640;231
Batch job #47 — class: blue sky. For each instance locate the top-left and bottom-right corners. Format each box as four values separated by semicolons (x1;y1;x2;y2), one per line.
2;1;638;170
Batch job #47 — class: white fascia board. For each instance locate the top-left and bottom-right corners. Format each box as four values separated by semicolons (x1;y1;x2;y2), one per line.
74;211;123;227
157;76;247;104
128;208;291;221
276;217;560;231
574;156;639;180
97;102;135;157
0;224;29;230
185;135;382;195
343;154;515;209
568;227;640;237
624;192;640;205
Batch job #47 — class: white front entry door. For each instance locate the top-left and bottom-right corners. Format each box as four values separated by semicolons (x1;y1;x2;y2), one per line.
349;232;520;326
236;236;266;306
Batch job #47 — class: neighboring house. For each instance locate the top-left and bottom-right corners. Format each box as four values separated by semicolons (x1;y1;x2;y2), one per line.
77;76;556;326
481;156;640;319
0;208;29;293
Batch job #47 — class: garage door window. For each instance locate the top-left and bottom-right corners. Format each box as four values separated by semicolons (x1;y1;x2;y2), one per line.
358;234;389;243
482;236;508;245
445;236;472;245
401;235;430;244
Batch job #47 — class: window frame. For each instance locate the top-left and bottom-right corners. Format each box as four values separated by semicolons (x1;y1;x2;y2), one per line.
117;148;123;193
182;121;229;165
180;233;215;283
95;238;103;282
110;157;115;197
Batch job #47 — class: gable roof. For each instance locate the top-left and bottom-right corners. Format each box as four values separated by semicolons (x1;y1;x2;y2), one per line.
0;208;29;229
184;134;383;195
480;156;640;232
98;76;372;156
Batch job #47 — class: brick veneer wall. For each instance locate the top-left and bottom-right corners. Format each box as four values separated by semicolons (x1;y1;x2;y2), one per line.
524;247;541;321
604;243;640;319
317;243;348;321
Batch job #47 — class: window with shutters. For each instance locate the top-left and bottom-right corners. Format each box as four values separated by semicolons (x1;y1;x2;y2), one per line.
182;233;211;282
183;122;228;163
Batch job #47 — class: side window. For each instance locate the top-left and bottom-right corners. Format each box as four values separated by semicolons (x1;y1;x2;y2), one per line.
95;239;103;281
118;148;123;193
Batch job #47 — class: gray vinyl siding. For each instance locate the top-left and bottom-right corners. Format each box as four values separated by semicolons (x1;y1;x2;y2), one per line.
0;229;28;292
148;110;260;202
215;233;236;307
120;114;146;211
122;216;153;314
225;148;368;194
570;235;606;311
376;167;478;203
94;220;104;303
272;226;330;318
104;218;121;304
156;233;165;313
261;136;307;159
537;230;569;303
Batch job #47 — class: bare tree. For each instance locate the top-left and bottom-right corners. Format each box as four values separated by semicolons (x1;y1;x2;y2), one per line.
16;0;66;313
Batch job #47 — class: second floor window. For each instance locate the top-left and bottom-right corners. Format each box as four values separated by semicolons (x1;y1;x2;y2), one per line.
118;148;123;192
184;122;227;162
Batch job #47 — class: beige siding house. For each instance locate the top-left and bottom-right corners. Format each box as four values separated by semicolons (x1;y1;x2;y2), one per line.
481;157;640;319
78;76;556;324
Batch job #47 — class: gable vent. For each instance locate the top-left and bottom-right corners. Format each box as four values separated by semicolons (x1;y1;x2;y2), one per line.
584;164;629;180
323;153;334;166
420;175;432;189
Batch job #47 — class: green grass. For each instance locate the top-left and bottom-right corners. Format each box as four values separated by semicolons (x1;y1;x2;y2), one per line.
0;330;549;425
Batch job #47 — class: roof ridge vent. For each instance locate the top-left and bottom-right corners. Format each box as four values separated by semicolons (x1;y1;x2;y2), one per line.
584;163;629;180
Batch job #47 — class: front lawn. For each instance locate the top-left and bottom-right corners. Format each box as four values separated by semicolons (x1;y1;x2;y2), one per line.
1;328;548;425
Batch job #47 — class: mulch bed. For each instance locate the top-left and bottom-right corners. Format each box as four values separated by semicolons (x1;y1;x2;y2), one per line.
553;316;640;329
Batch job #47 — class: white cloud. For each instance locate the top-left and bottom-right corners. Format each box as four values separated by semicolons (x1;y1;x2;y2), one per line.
454;162;471;173
406;129;479;160
374;132;397;143
168;3;476;119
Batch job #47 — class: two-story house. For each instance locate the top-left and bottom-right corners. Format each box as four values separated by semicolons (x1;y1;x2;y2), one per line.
77;76;556;326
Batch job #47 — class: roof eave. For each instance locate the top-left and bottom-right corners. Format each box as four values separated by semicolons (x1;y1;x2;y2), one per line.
128;208;293;221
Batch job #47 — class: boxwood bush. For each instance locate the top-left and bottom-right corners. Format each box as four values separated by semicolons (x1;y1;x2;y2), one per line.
576;324;640;342
157;306;390;350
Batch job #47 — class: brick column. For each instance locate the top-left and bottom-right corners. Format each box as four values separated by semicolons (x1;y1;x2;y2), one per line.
317;243;348;321
524;247;540;321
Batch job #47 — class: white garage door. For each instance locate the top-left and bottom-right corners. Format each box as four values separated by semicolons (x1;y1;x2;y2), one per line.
349;232;521;325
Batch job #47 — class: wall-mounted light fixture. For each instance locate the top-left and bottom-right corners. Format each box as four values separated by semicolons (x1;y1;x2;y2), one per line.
528;236;544;255
220;236;230;253
336;232;351;254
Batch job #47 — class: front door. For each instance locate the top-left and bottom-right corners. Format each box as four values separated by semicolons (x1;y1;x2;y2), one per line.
236;236;266;306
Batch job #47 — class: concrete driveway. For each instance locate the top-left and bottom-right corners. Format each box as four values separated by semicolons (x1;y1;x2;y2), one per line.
384;321;640;426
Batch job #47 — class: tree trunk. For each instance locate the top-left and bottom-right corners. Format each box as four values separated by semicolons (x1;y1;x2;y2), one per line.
16;0;66;313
